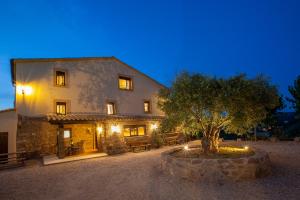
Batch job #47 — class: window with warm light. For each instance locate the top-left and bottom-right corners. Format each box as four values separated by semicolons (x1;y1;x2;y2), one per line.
119;76;132;90
107;102;116;115
138;127;145;135
55;71;66;86
123;125;146;137
123;128;131;137
56;102;67;115
144;101;151;113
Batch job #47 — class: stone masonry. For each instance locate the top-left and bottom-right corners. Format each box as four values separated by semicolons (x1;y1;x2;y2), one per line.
17;116;58;156
161;145;271;182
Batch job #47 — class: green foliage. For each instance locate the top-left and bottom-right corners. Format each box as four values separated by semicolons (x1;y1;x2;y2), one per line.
158;72;281;136
287;75;300;115
150;131;164;148
105;134;127;155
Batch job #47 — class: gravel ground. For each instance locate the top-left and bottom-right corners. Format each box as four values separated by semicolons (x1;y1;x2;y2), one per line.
0;141;300;200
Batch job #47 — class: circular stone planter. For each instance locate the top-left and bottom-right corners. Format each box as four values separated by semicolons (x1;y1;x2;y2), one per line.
161;145;271;182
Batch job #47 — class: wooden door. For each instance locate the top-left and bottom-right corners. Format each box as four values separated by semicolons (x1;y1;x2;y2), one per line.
0;132;8;160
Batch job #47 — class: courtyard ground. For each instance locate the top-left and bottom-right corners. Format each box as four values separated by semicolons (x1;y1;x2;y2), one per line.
0;141;300;200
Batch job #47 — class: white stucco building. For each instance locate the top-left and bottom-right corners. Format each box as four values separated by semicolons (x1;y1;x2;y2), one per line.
0;57;165;157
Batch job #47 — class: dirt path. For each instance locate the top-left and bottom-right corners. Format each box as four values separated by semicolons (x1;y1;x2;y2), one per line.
0;142;300;200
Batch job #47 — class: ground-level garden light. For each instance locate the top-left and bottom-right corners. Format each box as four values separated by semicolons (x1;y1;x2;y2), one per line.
184;145;189;151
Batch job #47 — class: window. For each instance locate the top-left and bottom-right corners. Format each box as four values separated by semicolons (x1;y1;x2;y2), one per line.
56;102;67;115
107;102;116;115
144;101;151;113
123;125;146;137
119;76;132;90
63;130;71;138
55;71;66;86
138;127;145;135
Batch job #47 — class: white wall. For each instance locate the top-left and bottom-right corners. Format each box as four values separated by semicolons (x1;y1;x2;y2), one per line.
15;59;165;117
0;110;17;153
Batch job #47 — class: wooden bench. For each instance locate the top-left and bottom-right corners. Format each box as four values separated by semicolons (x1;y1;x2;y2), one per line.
164;133;180;145
0;152;27;170
125;136;151;152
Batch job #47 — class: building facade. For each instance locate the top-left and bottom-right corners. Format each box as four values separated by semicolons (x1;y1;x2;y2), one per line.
1;57;165;157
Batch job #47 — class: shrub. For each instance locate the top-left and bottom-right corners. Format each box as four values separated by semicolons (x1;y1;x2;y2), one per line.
105;134;127;155
151;131;164;148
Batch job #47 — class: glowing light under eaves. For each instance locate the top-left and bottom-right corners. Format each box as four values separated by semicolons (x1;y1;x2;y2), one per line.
111;125;121;133
97;126;103;133
151;123;158;130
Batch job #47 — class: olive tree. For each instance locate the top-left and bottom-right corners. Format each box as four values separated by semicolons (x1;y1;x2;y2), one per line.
158;73;280;154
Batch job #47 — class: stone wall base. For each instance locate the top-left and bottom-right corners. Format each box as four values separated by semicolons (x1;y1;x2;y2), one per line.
17;116;58;157
161;146;271;182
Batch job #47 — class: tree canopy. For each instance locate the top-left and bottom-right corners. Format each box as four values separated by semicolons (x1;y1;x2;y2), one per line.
158;73;280;153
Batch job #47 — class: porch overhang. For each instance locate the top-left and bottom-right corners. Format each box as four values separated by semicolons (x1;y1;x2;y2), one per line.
47;113;164;124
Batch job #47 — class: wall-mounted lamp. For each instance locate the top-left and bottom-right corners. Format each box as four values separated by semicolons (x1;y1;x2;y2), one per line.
151;123;158;130
97;126;103;134
16;85;33;95
111;124;121;133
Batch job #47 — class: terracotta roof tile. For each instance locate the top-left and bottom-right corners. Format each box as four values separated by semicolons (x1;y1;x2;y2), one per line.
47;113;164;123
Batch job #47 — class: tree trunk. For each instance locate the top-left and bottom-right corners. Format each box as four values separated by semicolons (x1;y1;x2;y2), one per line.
201;127;220;154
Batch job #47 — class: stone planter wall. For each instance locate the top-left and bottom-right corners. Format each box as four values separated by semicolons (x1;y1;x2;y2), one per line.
161;146;271;182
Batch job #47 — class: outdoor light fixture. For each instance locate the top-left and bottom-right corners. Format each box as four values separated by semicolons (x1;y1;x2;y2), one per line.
16;85;33;95
244;146;249;150
184;145;189;151
97;126;103;134
111;125;121;133
151;123;158;130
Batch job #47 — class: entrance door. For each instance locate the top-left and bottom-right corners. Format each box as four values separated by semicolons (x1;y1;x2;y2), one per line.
0;132;8;160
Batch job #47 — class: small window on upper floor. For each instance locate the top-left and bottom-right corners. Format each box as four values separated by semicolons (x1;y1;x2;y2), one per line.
119;76;132;90
56;102;67;115
55;71;66;86
144;101;151;113
107;102;116;115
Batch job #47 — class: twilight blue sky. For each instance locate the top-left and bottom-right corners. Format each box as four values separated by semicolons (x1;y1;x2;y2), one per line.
0;0;300;110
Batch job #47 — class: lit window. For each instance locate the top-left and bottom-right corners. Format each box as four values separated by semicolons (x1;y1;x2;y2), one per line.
56;71;66;86
123;125;146;137
107;103;115;115
56;102;66;115
124;128;131;137
130;128;138;136
119;76;132;90
138;127;145;135
144;101;150;113
63;130;71;138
